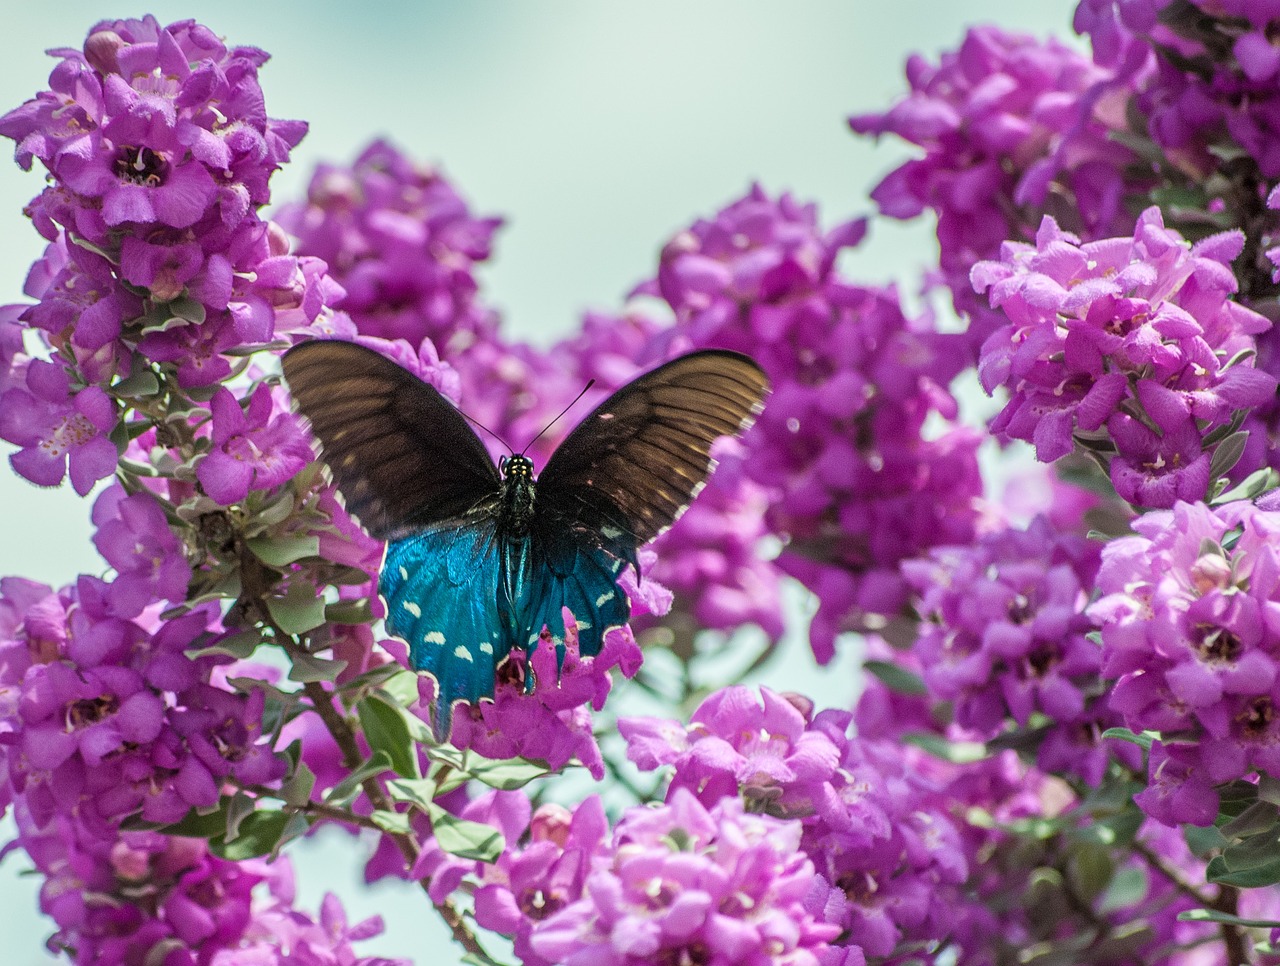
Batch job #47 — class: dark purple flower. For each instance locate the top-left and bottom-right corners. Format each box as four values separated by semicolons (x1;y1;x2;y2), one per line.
91;485;191;618
197;383;312;504
530;788;839;965
974;208;1274;507
0;358;117;494
277;138;501;356
1091;500;1280;824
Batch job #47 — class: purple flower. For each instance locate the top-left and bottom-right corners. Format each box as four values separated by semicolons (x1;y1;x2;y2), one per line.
0;17;326;389
1090;500;1280;824
974;208;1274;507
902;515;1127;783
0;358;117;494
435;620;644;780
530;788;839;965
91;485;191;618
277;138;501;356
473;798;607;966
851;25;1143;355
197;384;312;504
636;184;981;660
623;686;968;959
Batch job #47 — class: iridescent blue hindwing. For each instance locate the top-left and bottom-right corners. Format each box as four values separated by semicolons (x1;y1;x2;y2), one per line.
522;530;633;677
380;526;509;735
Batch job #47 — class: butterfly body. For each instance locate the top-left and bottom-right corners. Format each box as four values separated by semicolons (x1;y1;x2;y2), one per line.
282;340;768;736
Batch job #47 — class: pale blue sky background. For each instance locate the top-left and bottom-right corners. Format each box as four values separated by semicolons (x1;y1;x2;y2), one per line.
0;3;1075;962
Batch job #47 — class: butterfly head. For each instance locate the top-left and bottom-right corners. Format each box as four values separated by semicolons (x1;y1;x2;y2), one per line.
499;454;534;482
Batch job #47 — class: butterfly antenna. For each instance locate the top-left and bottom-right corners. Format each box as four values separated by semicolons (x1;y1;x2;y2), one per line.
460;410;515;455
520;380;596;455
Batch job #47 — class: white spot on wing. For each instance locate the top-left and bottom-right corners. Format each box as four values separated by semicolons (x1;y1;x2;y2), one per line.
601;525;623;539
479;641;494;655
424;631;445;645
402;601;421;618
399;566;409;580
595;590;615;607
454;646;474;662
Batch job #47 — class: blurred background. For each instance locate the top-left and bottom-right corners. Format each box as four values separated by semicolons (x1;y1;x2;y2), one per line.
0;2;1075;961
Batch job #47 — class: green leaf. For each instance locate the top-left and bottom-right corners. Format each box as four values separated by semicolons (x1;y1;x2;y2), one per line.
1206;853;1280;888
210;811;295;861
466;759;551;791
427;803;504;862
1097;865;1149;915
325;750;394;808
167;295;207;324
247;534;321;568
224;791;257;842
280;761;317;809
1178;908;1280;928
1184;822;1229;857
154;804;230;839
370;809;414;835
1220;801;1280;839
267;582;327;635
186;629;262;660
387;777;440;811
326;598;374;625
902;731;988;763
863;659;927;696
1222;831;1280;872
357;695;419;779
1208;431;1248;482
1213;467;1278;505
1066;842;1114;903
112;370;161;398
1100;727;1154;751
380;669;426;707
288;652;349;684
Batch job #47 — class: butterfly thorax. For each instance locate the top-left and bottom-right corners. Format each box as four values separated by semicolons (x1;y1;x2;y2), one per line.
498;454;537;537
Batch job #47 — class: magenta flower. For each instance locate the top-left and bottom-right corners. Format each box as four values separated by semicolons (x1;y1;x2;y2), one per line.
851;25;1142;355
623;686;968;959
1091;500;1280;824
0;358;117;494
622;686;840;816
974;208;1274;507
531;788;839;965
473;798;607;966
90;485;191;618
636;184;981;660
276;138;501;356
431;620;645;780
197;384;312;505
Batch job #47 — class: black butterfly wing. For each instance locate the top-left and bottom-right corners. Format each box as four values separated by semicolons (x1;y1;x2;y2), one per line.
281;340;501;541
535;349;769;551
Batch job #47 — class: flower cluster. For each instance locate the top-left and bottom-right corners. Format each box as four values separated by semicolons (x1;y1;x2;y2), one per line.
974;207;1275;507
637;185;983;661
1077;1;1280;181
1090;499;1280;826
274;138;502;357
902;514;1127;784
0;14;324;421
622;686;969;959
13;799;402;965
428;784;840;965
1;576;283;829
851;25;1144;354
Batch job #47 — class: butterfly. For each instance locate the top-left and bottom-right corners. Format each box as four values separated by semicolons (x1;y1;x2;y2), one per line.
282;339;769;735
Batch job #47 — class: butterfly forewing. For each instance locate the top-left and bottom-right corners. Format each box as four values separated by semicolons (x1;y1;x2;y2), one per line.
281;340;501;541
536;350;769;547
